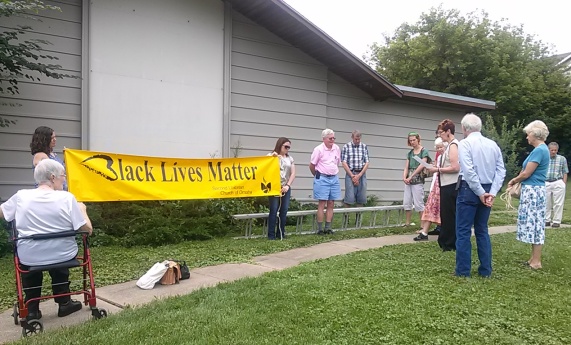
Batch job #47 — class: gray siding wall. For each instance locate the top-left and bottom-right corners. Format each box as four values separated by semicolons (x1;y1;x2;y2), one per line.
327;73;464;202
230;11;328;147
88;0;224;158
0;0;82;201
230;11;466;202
230;11;329;200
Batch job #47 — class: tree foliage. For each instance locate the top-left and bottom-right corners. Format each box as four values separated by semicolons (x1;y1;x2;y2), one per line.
367;7;571;157
481;114;523;180
0;0;74;127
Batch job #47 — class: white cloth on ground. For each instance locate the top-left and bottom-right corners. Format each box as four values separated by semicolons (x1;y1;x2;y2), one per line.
136;261;170;289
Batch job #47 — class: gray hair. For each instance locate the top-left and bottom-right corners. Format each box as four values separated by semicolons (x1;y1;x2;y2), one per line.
548;142;559;149
523;120;549;141
351;130;362;138
34;159;65;185
461;113;482;132
321;128;335;138
434;137;443;147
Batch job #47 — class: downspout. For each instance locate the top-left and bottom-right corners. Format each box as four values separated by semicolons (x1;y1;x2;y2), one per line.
222;2;232;157
81;0;90;149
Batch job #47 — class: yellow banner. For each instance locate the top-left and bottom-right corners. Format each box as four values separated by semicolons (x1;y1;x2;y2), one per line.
64;149;281;202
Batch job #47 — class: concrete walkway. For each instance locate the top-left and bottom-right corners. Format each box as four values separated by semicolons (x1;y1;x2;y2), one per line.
0;225;525;342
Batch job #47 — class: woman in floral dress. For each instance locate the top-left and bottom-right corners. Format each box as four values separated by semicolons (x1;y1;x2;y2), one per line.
508;120;550;269
414;137;445;240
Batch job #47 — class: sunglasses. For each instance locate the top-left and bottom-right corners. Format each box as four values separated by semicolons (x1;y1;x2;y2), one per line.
283;145;291;149
408;132;418;136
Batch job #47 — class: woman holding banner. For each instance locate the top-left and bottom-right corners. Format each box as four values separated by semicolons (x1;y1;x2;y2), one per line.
267;137;296;240
30;126;67;190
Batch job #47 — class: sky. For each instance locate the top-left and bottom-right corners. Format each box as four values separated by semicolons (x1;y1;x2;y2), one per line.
283;0;571;61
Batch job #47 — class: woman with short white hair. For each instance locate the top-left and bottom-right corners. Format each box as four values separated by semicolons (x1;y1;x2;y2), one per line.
508;120;550;270
0;159;92;320
413;136;446;240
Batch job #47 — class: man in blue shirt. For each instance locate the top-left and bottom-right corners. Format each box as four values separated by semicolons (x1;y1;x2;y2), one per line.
456;113;506;277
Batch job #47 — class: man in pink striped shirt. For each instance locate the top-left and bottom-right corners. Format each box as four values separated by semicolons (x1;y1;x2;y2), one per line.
309;129;341;235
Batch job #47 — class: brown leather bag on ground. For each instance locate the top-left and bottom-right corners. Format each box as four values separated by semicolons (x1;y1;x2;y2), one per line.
159;261;181;285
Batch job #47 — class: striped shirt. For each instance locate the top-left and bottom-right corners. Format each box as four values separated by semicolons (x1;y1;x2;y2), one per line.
341;141;370;171
546;154;569;182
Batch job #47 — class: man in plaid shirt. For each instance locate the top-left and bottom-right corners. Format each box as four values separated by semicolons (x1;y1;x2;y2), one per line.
545;142;568;228
341;130;370;208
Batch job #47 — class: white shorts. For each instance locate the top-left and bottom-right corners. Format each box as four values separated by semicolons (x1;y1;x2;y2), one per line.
403;183;424;212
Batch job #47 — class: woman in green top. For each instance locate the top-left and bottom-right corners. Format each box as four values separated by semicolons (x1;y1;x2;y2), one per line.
402;132;430;227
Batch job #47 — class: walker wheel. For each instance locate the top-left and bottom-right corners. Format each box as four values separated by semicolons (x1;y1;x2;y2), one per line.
92;308;108;320
22;319;43;337
12;302;19;325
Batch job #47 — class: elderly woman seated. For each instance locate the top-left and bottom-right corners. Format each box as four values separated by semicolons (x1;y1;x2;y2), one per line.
0;159;93;321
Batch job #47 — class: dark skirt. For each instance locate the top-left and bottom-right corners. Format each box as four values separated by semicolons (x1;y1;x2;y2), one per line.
438;183;457;251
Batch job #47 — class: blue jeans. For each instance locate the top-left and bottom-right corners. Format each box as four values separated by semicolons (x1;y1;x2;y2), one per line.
455;181;492;277
344;173;367;205
268;188;291;240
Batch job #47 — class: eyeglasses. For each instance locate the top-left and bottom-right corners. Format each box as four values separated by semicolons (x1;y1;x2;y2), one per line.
327;137;336;140
52;173;66;181
283;145;291;149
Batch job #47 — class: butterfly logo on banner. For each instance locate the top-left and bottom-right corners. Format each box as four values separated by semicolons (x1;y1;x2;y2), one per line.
261;177;272;194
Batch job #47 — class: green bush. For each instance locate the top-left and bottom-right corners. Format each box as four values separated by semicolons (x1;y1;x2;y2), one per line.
286;198;302;225
87;198;257;247
0;198;262;250
285;198;319;225
365;194;380;206
2;196;354;250
482;114;523;181
0;220;11;258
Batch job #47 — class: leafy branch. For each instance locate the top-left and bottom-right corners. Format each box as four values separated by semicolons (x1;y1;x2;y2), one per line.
0;0;78;127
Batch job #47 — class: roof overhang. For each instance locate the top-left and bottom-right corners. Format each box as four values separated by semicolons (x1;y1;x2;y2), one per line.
225;0;403;101
557;53;571;66
225;0;497;110
397;85;496;111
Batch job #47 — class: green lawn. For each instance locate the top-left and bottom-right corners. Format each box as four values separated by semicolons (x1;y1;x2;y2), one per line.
10;229;571;345
0;225;419;311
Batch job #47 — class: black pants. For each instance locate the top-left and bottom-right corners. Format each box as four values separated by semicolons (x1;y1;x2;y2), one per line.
438;184;457;251
21;266;72;312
